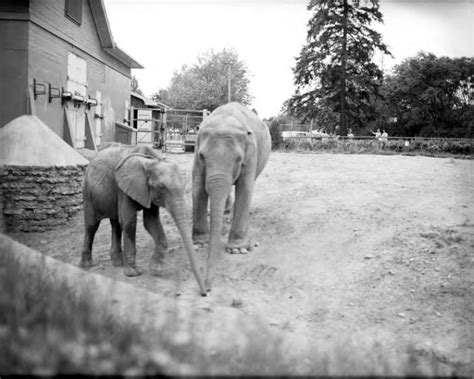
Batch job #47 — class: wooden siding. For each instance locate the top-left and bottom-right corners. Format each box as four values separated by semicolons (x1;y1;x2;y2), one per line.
1;0;135;147
28;21;131;144
29;0;130;78
0;20;29;127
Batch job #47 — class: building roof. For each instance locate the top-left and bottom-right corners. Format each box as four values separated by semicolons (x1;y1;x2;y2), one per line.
131;91;172;110
89;0;144;69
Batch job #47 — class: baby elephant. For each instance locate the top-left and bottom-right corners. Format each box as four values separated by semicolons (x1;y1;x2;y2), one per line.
80;144;206;295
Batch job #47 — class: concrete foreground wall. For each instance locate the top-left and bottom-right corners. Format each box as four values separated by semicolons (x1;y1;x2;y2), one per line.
0;234;447;375
0;234;283;365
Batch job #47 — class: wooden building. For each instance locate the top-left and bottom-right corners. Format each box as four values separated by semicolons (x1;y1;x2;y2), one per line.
125;91;170;147
0;0;143;149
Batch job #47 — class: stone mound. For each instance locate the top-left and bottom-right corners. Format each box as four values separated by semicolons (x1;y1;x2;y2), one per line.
0;115;88;166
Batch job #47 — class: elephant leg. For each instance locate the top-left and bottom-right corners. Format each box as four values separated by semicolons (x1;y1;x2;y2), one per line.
143;205;168;276
227;178;254;254
119;196;143;277
109;218;123;266
224;192;233;215
80;203;100;268
192;175;210;245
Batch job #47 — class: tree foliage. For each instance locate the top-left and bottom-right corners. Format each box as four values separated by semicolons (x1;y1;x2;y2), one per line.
285;0;391;135
380;53;474;137
154;49;252;111
131;76;143;95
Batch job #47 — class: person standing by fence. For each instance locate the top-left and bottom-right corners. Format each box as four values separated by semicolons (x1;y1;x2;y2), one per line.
371;128;381;140
380;129;388;149
371;128;382;151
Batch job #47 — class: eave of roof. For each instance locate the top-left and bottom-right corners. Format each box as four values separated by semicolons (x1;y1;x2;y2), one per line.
104;46;144;69
131;91;172;109
89;0;144;69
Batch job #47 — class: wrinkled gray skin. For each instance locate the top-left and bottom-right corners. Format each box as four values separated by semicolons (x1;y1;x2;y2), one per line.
80;144;206;295
192;102;271;291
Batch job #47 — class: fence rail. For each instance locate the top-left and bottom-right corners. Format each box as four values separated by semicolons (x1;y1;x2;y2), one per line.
281;135;474;143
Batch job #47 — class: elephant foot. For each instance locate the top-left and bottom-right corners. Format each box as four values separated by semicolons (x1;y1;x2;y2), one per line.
193;232;209;246
226;239;258;254
193;241;208;250
123;264;144;277
110;251;123;267
149;259;164;276
79;255;94;269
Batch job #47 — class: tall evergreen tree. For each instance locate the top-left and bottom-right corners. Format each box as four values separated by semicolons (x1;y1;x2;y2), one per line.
286;0;391;135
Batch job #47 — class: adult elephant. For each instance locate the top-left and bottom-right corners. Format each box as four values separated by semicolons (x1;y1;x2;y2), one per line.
80;144;207;296
192;102;271;291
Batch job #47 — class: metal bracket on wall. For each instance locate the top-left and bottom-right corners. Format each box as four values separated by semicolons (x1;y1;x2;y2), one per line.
85;95;98;110
48;83;61;103
61;87;73;106
33;79;46;100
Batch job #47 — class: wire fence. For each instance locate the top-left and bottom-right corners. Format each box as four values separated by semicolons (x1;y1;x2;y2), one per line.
267;124;473;143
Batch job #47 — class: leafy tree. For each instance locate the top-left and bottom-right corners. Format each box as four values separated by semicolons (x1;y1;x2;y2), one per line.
131;76;143;95
381;52;474;137
154;49;252;111
285;0;391;135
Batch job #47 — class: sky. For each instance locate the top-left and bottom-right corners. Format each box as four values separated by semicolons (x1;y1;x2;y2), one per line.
103;0;474;119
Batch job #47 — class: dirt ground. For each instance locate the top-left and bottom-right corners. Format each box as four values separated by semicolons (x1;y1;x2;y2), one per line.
10;151;474;373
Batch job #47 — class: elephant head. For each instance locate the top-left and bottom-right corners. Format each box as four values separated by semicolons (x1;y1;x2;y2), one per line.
115;153;207;295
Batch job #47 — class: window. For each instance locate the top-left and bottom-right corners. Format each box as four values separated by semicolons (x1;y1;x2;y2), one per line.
65;0;82;25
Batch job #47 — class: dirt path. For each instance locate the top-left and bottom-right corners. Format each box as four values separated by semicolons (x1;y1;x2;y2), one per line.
11;152;474;373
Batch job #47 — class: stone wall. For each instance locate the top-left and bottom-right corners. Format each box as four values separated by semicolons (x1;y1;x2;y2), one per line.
0;165;87;232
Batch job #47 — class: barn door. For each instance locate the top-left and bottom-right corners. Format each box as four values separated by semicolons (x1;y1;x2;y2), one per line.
67;110;86;148
66;52;87;148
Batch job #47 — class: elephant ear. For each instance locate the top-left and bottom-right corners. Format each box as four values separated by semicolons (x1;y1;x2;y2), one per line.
115;154;154;208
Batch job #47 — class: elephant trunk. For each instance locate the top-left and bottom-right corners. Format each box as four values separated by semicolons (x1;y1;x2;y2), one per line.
206;174;232;290
166;197;207;296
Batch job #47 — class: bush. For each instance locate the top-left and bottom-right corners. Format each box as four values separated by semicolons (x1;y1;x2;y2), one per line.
277;137;472;157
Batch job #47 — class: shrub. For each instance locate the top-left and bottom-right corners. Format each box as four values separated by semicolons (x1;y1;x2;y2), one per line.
276;137;472;157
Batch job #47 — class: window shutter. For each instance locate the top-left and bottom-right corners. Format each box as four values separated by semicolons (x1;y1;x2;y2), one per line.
65;0;82;25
